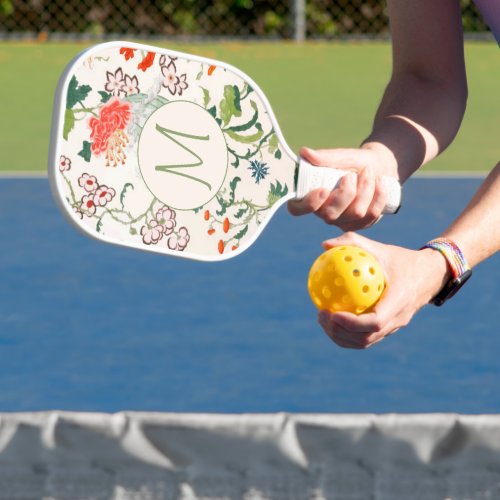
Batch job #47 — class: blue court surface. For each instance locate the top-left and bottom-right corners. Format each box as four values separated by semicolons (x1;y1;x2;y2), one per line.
0;176;498;414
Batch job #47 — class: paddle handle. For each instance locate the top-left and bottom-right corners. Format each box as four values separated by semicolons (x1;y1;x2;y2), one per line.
295;159;401;214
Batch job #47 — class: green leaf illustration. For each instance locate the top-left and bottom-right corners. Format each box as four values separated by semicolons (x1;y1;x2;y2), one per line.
267;181;289;207
219;85;242;126
216;176;241;216
207;105;217;118
234;207;248;219
225;128;264;144
229;176;241;195
66;75;91;109
96;219;103;233
226;101;259;132
201;87;211;108
126;93;170;109
78;141;92;162
234;225;248;241
120;183;134;209
98;91;112;103
63;109;75;140
267;133;279;154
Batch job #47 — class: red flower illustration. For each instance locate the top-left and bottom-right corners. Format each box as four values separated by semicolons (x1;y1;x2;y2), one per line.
120;47;135;60
81;194;97;216
138;51;155;72
89;99;131;166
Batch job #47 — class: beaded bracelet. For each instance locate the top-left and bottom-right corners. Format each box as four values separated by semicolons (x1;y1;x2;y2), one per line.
420;237;472;306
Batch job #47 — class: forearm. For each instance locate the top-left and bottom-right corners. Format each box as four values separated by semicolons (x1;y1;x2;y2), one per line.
363;73;467;182
441;162;500;267
411;163;500;308
361;0;467;183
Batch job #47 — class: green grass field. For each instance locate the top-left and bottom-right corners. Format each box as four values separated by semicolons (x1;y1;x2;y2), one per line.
0;41;497;173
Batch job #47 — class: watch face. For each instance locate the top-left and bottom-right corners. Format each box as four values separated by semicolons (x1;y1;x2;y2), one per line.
432;269;472;306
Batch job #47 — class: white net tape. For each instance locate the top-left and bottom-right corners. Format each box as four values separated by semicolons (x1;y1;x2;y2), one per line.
0;412;500;499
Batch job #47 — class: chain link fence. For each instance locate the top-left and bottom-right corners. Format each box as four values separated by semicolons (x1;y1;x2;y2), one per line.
0;0;491;40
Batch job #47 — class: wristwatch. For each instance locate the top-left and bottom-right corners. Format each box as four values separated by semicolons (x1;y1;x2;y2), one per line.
421;238;472;306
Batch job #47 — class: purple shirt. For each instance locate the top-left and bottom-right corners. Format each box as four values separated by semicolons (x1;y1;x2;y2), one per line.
474;0;500;44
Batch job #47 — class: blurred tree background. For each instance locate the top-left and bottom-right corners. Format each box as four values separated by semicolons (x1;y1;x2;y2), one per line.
0;0;490;39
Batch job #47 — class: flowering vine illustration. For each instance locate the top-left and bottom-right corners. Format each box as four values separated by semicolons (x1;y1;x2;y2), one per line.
57;45;293;257
159;55;188;96
59;156;190;252
105;67;140;97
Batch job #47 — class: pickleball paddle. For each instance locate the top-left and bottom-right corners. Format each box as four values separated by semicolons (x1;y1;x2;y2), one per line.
49;41;401;261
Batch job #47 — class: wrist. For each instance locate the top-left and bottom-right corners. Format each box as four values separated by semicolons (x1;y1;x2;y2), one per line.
418;248;452;302
360;141;399;179
420;238;472;306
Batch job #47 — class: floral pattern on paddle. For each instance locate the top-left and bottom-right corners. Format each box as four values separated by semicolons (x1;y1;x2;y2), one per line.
55;44;295;258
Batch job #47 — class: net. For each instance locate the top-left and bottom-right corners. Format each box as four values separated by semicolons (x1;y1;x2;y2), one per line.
1;412;500;499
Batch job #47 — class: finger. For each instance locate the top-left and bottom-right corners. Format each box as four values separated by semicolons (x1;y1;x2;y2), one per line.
342;176;387;230
330;311;385;335
300;147;371;170
288;188;330;216
366;175;387;220
321;326;366;349
319;311;373;349
331;168;378;231
322;230;369;251
345;167;376;220
316;172;357;223
331;336;365;349
330;316;392;349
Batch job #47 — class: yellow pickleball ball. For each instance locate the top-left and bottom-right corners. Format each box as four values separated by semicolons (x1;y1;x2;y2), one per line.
308;245;385;315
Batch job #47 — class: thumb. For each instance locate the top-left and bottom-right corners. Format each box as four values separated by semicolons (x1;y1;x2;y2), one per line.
322;231;371;250
300;147;368;171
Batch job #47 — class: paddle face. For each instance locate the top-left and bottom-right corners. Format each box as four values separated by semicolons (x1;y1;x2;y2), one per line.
49;41;298;261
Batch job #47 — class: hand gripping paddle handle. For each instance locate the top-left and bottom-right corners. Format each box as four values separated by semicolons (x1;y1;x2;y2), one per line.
296;159;402;214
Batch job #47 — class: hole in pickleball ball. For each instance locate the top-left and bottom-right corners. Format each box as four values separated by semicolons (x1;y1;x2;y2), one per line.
378;284;382;291
369;267;375;275
333;303;342;311
313;271;321;282
334;277;344;287
313;294;322;308
356;306;366;314
362;285;369;293
359;251;367;257
322;286;332;299
327;264;335;272
342;295;351;304
352;269;360;277
344;256;352;262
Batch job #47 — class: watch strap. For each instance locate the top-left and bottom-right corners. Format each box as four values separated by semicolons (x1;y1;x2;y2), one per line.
421;238;472;306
